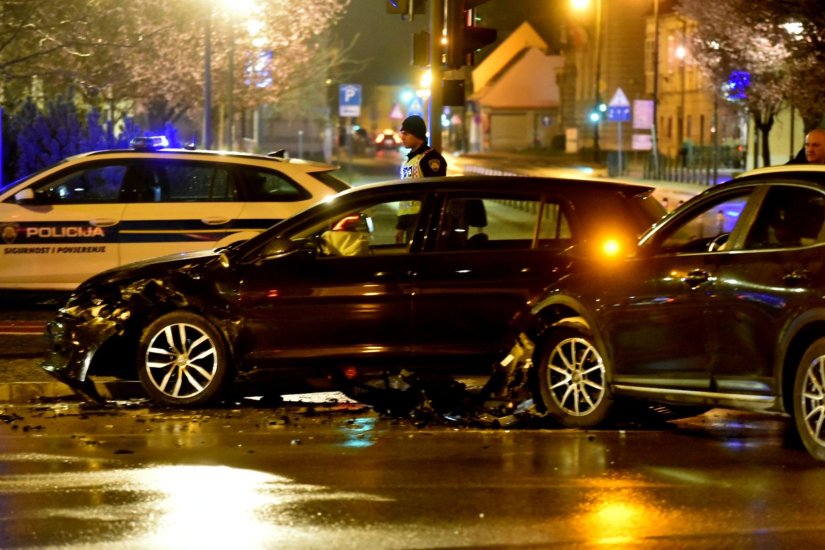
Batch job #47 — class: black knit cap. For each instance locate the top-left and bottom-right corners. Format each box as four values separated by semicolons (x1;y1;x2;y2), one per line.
400;115;427;140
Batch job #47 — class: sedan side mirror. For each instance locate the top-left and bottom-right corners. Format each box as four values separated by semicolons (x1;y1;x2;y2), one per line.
261;237;300;258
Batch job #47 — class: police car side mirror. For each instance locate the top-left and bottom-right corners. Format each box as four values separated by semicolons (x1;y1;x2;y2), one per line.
13;188;36;204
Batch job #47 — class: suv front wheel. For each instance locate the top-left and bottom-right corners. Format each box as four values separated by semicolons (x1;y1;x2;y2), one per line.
794;338;825;461
535;324;613;428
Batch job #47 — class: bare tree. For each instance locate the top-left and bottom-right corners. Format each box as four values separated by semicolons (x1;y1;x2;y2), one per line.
1;0;354;128
679;0;794;166
680;0;825;164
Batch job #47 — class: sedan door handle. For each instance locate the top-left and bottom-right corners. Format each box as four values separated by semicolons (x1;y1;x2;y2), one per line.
201;217;231;226
783;270;811;287
682;269;711;288
90;218;118;227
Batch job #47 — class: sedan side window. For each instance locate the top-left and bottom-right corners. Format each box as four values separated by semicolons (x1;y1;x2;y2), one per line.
439;196;548;251
292;198;422;257
744;187;825;249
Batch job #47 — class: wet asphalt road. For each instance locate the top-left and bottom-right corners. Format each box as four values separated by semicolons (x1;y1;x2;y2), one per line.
0;400;824;549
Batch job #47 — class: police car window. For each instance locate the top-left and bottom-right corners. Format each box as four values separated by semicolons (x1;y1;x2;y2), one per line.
237;167;310;202
439;196;541;251
33;164;126;204
163;163;234;202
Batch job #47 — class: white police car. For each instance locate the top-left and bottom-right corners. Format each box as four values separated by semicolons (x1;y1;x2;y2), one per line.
0;139;348;290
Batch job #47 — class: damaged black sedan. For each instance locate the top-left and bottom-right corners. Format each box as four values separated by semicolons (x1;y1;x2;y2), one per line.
41;176;664;407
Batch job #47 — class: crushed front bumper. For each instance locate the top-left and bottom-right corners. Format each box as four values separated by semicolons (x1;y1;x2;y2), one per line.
41;313;121;402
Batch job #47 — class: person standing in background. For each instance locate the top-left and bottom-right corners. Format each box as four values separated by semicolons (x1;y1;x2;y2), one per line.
787;127;825;165
804;128;825;164
396;115;447;242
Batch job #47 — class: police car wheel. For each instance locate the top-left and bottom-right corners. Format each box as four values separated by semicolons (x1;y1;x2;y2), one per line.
137;311;231;406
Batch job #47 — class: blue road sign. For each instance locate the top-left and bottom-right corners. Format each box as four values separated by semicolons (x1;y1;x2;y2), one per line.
607;105;631;123
339;84;362;117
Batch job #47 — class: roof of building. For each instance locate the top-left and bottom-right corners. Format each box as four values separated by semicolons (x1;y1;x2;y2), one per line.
470;22;563;110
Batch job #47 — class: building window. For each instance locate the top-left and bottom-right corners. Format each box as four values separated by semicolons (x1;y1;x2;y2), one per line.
687;115;692;139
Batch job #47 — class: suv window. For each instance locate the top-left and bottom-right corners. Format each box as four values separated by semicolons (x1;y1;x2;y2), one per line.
744;186;825;249
655;190;752;253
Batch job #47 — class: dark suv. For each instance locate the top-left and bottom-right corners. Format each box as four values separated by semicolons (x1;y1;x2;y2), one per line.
505;165;825;461
42;176;663;407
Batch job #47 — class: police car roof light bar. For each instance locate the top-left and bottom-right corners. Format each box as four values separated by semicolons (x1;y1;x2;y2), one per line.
130;136;170;151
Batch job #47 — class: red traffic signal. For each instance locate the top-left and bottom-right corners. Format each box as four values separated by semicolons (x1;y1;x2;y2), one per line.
445;0;497;69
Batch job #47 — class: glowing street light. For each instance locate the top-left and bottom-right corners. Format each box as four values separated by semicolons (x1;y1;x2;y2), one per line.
570;0;603;162
203;0;259;150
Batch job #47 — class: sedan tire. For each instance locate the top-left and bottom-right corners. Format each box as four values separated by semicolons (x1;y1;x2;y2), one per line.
138;311;231;406
793;338;825;461
535;325;613;428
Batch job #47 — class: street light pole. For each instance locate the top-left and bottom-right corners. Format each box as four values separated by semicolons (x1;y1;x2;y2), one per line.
203;12;212;149
227;23;235;150
429;0;444;152
651;0;660;173
592;0;603;163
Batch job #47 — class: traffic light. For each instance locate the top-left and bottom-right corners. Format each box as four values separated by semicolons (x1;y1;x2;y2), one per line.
411;31;430;67
589;103;607;123
386;0;425;19
445;0;497;69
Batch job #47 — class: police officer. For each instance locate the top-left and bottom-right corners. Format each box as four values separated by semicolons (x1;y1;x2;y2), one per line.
396;115;447;242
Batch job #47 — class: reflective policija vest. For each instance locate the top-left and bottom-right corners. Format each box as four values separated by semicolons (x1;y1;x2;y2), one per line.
398;147;435;216
400;147;434;180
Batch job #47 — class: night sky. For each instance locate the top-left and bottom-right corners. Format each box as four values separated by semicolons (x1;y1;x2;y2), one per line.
334;0;562;86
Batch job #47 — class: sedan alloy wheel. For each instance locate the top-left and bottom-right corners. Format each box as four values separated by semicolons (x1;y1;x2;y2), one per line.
138;312;230;406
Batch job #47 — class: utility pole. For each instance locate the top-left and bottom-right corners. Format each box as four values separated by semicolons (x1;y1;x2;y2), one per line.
593;0;602;163
651;0;660;174
203;13;212;149
430;0;444;152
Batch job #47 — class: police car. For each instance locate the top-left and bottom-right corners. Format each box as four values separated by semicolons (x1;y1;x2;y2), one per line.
0;138;347;290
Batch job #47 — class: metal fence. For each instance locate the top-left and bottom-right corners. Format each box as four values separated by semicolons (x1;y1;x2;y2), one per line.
639;146;745;186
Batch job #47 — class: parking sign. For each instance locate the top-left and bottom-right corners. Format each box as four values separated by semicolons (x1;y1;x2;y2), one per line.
339;84;362;117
